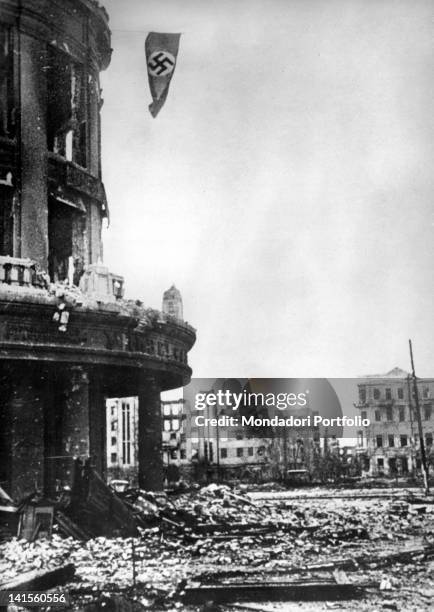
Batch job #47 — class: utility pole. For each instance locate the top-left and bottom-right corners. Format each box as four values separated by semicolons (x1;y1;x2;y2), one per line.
406;375;416;478
215;410;220;482
409;339;430;495
282;424;288;483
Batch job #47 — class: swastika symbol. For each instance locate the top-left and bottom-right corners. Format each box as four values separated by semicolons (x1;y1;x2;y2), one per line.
148;51;176;77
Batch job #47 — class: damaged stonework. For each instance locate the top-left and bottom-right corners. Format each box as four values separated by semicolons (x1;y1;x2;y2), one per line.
0;276;195;499
1;485;433;610
0;0;196;504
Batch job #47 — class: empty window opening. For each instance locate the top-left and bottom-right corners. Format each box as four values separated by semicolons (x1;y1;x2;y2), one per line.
46;47;87;167
48;198;85;284
0;27;14;137
0;187;13;256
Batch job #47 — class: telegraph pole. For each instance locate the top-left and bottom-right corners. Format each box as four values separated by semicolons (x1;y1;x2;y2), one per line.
409;340;430;495
406;375;416;478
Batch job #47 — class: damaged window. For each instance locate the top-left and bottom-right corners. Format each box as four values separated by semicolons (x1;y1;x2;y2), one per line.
48;200;74;283
48;198;85;284
46;46;87;167
0;187;13;256
0;26;14;137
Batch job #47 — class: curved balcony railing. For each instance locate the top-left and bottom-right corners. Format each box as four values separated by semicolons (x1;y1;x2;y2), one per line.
0;257;196;381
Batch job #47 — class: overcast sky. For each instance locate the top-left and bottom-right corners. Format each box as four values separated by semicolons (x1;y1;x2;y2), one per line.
100;0;434;379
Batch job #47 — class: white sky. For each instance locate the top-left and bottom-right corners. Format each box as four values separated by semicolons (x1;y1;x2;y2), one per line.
100;0;434;379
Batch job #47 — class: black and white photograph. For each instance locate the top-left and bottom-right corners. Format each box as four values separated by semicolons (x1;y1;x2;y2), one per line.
0;0;433;610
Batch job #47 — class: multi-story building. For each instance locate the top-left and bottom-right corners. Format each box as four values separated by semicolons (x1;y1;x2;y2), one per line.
0;0;195;499
161;399;187;465
185;398;320;482
106;397;138;482
106;386;324;485
104;396;273;484
355;367;434;476
106;397;189;485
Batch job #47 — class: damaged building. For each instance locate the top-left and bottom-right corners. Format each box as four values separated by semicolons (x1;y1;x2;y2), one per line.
0;0;195;501
356;368;434;476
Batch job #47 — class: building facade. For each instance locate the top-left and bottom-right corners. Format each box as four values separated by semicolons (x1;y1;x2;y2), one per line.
355;368;434;476
0;0;195;500
105;390;323;485
106;396;138;482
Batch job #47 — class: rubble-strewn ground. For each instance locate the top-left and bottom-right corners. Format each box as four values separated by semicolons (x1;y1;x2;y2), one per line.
1;486;433;611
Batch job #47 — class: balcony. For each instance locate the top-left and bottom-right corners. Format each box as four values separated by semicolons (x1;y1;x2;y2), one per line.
0;257;195;391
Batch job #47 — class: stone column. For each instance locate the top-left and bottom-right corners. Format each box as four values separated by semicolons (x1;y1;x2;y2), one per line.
138;375;163;490
89;367;106;478
7;366;45;499
19;34;48;266
60;366;90;486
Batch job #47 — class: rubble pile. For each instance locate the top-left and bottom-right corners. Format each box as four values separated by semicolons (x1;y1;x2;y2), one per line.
146;485;432;546
1;486;433;609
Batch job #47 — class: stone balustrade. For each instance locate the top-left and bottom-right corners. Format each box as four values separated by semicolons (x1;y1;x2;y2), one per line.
0;256;47;288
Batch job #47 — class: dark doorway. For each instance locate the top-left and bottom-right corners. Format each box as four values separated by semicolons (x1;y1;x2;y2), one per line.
48;199;73;282
0;187;13;256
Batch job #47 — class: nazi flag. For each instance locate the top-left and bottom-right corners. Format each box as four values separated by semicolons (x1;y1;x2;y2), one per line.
145;32;181;118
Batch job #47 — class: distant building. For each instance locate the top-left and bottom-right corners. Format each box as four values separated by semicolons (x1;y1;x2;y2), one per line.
106;397;189;485
106;391;325;485
161;399;188;467
355;367;434;476
106;397;138;482
186;397;320;482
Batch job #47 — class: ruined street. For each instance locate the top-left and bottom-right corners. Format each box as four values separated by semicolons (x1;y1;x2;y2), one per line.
1;484;433;611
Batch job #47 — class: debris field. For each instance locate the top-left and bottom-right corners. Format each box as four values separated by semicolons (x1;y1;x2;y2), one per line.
0;484;433;611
